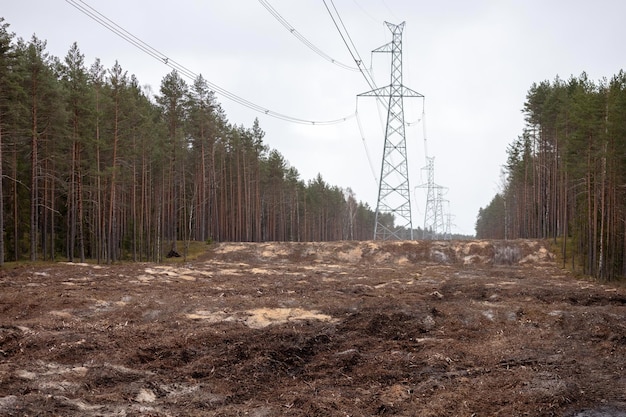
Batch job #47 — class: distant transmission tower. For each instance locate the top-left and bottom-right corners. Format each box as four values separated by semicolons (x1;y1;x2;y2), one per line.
435;186;446;238
419;156;446;239
444;203;453;240
359;22;423;240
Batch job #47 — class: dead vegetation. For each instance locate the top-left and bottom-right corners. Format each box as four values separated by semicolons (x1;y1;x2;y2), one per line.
0;240;625;416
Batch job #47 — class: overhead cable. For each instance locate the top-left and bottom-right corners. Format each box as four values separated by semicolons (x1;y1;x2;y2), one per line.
380;0;401;22
355;98;381;186
65;0;355;126
322;0;394;124
258;0;358;72
350;0;380;25
322;0;378;93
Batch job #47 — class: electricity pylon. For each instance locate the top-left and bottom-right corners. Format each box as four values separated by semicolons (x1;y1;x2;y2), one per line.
419;156;447;239
358;22;423;240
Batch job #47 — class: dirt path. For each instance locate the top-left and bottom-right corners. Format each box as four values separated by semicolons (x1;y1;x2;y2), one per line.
0;240;624;416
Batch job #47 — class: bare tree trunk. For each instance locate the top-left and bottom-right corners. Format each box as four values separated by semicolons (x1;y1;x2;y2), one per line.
198;140;206;242
587;138;594;276
141;147;150;261
561;170;568;268
132;134;137;262
11;143;17;261
598;102;609;279
236;149;242;241
108;91;119;263
0;119;4;266
76;141;85;262
30;79;38;262
68;140;76;261
49;165;56;261
94;85;103;264
623;216;626;278
598;151;606;279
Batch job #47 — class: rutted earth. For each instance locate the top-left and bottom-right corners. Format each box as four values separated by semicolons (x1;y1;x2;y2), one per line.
0;240;625;416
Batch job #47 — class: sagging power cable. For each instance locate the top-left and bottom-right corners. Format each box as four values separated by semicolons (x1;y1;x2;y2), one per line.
65;0;355;126
258;0;359;72
322;0;378;93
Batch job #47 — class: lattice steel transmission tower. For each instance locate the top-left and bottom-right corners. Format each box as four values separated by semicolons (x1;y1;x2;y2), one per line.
359;22;423;240
419;156;447;239
444;204;453;240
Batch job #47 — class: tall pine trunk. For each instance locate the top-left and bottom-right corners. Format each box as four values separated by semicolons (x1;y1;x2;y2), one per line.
0;118;4;266
108;88;119;263
30;77;38;261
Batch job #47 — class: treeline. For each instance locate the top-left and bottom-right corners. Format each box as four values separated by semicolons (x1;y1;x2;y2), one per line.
0;19;377;264
476;71;626;280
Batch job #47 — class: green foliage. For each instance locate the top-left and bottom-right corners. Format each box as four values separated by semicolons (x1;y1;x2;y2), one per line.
475;194;506;239
0;18;377;264
482;72;626;280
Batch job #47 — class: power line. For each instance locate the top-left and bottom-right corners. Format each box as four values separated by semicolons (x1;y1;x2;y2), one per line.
351;0;380;25
65;0;355;126
355;98;380;186
258;0;358;71
322;0;396;140
322;0;420;128
322;0;378;93
380;0;401;22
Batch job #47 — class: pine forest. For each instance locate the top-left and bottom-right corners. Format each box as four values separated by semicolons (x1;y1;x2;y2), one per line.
4;16;626;282
476;72;626;280
0;19;378;264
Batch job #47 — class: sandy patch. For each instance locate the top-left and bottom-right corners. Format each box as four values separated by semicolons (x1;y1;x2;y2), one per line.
185;308;335;329
141;266;198;281
136;388;156;403
245;308;335;329
374;280;403;289
336;246;363;263
177;275;196;281
61;262;104;269
213;243;247;254
249;268;275;275
50;310;74;319
216;269;246;276
185;310;236;323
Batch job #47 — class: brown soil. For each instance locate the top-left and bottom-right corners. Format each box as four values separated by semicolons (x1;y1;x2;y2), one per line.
0;240;625;416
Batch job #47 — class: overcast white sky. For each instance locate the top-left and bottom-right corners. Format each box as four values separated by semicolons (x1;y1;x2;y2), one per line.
3;0;626;236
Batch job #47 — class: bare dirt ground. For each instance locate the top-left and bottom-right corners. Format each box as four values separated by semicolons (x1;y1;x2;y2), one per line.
0;240;625;416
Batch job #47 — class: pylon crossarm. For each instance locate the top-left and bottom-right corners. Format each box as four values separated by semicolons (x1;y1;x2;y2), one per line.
358;85;423;98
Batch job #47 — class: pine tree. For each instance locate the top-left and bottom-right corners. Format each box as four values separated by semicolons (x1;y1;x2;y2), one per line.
0;19;17;265
0;18;378;261
61;42;91;262
15;36;64;261
105;60;128;262
157;70;187;256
